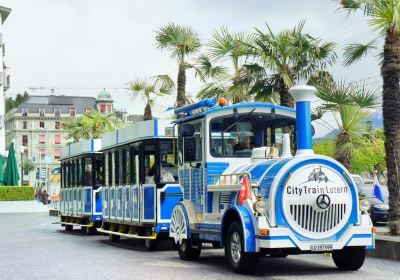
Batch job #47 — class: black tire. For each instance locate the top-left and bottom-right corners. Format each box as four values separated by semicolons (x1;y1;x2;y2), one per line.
226;221;259;274
177;239;202;260
144;238;159;251
65;225;73;232
332;246;366;270
109;234;120;242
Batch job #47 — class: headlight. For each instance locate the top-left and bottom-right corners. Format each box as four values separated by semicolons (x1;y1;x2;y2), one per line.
253;199;267;214
360;199;371;211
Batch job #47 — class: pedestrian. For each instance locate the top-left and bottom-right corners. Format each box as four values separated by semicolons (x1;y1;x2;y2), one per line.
42;190;49;205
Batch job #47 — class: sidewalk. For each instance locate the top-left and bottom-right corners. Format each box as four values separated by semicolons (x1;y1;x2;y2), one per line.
0;200;49;213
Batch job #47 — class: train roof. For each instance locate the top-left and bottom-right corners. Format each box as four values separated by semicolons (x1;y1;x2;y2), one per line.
100;119;174;150
61;138;102;160
173;100;296;124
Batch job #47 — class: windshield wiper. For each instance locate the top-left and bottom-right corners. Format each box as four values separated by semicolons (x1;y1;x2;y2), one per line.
223;108;256;132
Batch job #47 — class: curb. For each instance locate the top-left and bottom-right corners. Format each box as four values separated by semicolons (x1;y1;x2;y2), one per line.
367;234;400;261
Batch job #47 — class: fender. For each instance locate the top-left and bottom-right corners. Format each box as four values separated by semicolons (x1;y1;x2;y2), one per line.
175;201;195;239
222;206;257;252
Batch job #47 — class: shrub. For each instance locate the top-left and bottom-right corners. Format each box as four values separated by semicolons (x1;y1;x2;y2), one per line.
0;186;34;201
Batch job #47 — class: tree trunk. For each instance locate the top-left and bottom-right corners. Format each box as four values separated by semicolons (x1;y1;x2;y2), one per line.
278;78;294;108
335;131;352;171
381;28;400;235
143;102;152;120
176;63;187;108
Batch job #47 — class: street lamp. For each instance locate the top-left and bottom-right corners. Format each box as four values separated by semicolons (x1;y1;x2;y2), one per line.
19;145;25;186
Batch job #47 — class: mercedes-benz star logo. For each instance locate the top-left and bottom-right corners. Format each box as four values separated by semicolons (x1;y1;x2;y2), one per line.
316;194;331;209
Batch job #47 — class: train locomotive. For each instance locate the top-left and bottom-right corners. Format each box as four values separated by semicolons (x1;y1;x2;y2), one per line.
169;85;374;273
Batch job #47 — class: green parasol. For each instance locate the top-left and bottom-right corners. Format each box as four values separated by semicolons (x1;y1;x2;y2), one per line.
0;155;4;185
3;143;20;186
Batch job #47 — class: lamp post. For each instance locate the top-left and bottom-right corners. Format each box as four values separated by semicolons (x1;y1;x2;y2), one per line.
19;145;25;186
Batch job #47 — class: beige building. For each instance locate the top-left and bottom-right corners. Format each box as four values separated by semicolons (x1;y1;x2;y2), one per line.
5;90;114;186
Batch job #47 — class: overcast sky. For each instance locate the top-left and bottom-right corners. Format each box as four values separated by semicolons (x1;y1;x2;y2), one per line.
1;0;382;135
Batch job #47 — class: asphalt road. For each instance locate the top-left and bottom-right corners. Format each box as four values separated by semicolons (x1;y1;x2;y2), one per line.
0;213;398;280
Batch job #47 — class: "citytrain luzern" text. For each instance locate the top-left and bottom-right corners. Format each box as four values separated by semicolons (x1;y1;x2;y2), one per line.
286;185;348;196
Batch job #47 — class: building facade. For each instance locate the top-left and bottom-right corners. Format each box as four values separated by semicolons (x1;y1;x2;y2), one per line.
5;94;103;186
0;6;11;156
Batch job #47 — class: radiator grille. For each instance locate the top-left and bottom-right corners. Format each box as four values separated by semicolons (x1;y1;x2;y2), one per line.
289;203;347;233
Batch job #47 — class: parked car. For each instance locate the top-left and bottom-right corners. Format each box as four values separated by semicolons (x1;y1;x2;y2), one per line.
352;174;389;225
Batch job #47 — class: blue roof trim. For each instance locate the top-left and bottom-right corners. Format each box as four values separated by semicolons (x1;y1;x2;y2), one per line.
173;102;296;124
90;139;94;152
154;119;158;137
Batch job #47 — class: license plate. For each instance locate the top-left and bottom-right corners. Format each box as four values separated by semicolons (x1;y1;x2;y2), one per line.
310;244;333;252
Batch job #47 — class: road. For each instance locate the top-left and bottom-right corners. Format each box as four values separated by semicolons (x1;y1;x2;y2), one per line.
0;213;398;280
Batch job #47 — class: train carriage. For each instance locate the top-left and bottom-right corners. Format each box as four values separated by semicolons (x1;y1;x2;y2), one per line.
60;138;103;234
97;119;182;250
169;86;374;273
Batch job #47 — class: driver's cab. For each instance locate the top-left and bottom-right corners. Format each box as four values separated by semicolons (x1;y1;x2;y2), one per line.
175;99;297;219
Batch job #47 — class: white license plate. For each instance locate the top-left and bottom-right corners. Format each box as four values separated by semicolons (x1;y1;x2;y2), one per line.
310;244;333;252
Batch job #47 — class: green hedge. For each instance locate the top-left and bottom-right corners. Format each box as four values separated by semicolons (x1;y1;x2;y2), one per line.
0;186;34;201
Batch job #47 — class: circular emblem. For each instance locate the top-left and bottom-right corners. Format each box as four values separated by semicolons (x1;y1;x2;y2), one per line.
316;194;331;209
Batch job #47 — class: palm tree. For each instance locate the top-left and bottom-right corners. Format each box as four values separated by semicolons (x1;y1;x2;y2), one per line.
247;21;337;107
129;75;174;120
64;111;119;142
155;23;201;107
337;0;400;235
197;27;255;103
314;80;379;170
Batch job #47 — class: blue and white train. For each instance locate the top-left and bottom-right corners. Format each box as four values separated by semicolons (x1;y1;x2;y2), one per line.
60;138;103;234
169;85;374;273
96;119;182;250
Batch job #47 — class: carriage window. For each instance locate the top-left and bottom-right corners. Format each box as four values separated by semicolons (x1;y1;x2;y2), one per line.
84;157;92;186
179;122;202;163
132;145;139;185
160;141;178;183
118;150;124;185
104;153;109;186
210;113;295;158
71;160;76;186
111;152;116;186
95;156;103;186
125;149;131;184
144;143;156;184
77;158;82;186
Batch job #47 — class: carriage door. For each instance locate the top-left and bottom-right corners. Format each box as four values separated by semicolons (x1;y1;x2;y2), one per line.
179;121;205;214
140;142;156;223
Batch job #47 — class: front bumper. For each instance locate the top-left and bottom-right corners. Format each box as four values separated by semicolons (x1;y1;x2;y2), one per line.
256;213;374;251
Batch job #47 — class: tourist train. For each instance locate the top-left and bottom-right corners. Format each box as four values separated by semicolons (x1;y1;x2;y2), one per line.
59;85;374;273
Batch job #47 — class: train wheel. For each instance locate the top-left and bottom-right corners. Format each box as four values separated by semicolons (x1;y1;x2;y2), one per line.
65;225;73;232
177;239;202;261
332;246;365;270
227;221;259;274
109;234;120;242
144;238;159;251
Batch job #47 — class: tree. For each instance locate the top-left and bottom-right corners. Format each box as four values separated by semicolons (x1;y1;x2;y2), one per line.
22;159;36;174
314;80;379;170
337;0;400;235
128;75;175;120
197;27;255;103
247;21;336;107
63;111;120;142
5;92;29;112
155;23;201;107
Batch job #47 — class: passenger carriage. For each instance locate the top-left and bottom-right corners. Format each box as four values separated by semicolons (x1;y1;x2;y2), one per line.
169;86;374;273
60;138;103;234
97;119;182;250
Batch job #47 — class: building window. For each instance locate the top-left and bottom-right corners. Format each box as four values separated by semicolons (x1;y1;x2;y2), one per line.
55;135;61;144
70;108;76;117
22;108;28;116
55;122;60;130
23;121;27;129
54;149;61;159
107;104;112;113
39;135;46;144
40;148;46;159
39;108;45;117
22;135;28;146
40;121;45;128
100;105;106;113
55;108;61;118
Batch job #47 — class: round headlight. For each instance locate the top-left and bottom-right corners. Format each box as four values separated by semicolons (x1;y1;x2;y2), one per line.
360;199;371;211
253;200;267;214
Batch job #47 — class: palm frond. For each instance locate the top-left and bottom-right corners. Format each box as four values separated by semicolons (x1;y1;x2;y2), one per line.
343;39;378;66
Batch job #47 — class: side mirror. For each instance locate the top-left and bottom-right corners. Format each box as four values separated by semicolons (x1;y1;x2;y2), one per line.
178;124;195;138
311;125;315;137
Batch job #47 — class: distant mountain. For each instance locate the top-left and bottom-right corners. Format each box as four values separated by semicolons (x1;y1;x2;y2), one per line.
313;109;383;143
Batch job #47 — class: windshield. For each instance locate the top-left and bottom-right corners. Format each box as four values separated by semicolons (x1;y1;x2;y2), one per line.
210;113;295;157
